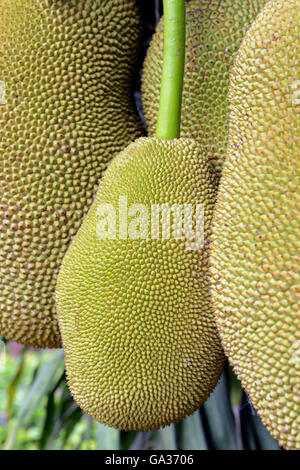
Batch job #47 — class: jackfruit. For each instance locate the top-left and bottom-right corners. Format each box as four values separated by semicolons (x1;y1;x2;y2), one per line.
142;0;267;178
0;0;143;348
210;0;299;450
56;137;225;431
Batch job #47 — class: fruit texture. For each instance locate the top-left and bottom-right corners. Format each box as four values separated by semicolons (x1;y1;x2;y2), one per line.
142;0;267;178
210;0;300;449
0;0;143;348
56;137;225;430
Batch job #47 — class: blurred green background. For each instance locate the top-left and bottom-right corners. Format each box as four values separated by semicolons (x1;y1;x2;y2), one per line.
0;341;281;450
0;0;284;451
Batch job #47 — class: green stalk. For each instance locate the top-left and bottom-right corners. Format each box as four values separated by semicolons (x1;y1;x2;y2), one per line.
156;0;185;139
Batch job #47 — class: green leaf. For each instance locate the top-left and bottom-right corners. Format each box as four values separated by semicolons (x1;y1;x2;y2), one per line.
251;414;281;450
7;347;27;419
38;371;65;450
4;350;64;450
129;431;153;450
44;391;82;449
240;393;281;451
74;415;94;450
60;406;84;448
95;423;120;450
203;372;238;450
227;364;243;408
152;424;177;450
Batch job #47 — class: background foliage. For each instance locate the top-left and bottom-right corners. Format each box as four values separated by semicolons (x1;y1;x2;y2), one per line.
0;343;281;450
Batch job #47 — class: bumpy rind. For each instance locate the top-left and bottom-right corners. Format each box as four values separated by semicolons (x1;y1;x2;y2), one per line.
142;0;267;178
56;137;225;431
210;0;300;450
0;0;143;348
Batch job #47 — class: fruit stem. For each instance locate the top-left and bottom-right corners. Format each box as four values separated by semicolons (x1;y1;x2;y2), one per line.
156;0;185;139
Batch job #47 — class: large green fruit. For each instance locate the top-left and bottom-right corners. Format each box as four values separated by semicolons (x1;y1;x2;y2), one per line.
56;137;225;430
210;0;299;450
0;0;143;348
142;0;266;178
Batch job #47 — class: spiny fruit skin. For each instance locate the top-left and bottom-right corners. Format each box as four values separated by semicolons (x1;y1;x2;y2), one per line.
210;0;300;450
56;137;225;431
0;0;143;348
142;0;267;178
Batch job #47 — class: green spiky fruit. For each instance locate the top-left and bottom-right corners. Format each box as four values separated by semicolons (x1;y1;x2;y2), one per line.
0;0;143;348
56;137;225;430
210;0;300;450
